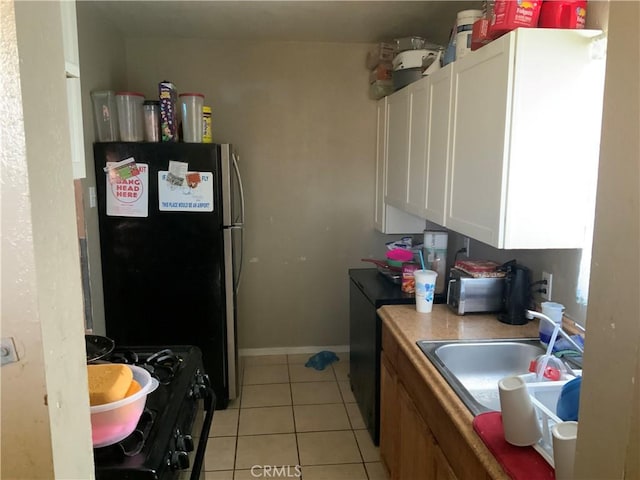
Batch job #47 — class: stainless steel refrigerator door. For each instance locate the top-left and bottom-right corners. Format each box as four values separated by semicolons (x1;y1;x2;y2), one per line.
223;227;238;399
221;144;245;400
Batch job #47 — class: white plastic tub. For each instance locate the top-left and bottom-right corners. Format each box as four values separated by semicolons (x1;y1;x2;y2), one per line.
90;364;159;448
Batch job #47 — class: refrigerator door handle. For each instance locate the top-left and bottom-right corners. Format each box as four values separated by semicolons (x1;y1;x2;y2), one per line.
231;152;245;294
231;152;245;227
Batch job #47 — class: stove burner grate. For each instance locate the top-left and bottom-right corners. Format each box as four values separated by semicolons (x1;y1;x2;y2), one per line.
108;348;183;385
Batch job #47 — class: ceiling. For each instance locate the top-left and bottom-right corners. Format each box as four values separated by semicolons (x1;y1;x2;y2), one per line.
85;1;483;47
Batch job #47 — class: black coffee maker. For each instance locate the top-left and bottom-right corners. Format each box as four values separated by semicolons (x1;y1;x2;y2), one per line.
497;260;532;325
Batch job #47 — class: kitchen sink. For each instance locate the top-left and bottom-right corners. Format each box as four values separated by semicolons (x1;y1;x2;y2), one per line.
417;339;547;416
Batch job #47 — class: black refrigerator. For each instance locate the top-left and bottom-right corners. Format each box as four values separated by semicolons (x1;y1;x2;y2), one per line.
93;142;244;409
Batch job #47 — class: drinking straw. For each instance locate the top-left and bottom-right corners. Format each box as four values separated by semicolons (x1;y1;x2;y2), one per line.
418;250;426;270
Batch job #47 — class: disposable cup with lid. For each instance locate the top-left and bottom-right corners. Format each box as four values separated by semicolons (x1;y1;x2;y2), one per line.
414;269;437;313
179;93;205;143
116;92;145;142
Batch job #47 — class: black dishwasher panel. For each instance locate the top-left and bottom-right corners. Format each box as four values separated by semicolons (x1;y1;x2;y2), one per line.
348;268;415;445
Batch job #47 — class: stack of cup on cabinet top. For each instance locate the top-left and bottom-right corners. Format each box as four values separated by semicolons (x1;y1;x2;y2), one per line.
90;81;213;144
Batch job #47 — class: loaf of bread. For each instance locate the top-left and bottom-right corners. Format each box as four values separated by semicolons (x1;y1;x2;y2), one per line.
87;364;133;406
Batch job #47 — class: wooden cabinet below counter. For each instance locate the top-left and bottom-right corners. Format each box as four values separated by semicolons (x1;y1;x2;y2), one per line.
376;304;542;480
380;327;489;480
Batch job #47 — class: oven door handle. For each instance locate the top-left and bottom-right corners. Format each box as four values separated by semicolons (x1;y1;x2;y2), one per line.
190;387;216;480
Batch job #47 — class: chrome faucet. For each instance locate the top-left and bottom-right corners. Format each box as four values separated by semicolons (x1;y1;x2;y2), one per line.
526;310;584;355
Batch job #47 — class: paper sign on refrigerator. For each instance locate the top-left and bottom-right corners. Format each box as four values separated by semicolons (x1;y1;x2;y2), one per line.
106;162;149;217
158;171;214;212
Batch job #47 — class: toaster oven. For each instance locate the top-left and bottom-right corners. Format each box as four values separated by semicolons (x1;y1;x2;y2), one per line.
447;268;505;315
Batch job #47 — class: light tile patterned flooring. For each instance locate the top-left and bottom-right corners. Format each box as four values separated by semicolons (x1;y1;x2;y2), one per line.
204;354;390;480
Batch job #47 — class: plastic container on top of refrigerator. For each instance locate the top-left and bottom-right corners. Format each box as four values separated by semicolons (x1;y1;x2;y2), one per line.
91;90;119;142
115;92;145;142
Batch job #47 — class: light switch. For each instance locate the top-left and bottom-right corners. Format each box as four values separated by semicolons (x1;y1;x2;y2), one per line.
1;337;19;366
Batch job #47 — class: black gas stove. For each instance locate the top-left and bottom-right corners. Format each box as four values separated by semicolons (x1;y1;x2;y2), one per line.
94;345;215;480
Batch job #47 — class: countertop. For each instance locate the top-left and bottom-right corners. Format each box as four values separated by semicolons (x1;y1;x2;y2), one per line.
377;303;541;479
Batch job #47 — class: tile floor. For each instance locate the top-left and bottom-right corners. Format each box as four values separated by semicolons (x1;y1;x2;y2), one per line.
204;354;390;480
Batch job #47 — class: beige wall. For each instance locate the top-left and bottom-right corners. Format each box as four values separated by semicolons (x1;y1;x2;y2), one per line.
124;39;388;349
574;1;640;477
76;1;129;335
2;1;93;478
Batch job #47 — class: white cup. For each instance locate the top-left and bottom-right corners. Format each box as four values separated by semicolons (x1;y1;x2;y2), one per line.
414;269;437;313
552;421;578;480
541;301;564;323
498;376;542;446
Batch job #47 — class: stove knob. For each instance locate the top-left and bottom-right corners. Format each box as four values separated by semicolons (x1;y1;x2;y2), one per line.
176;433;194;452
197;372;211;388
189;383;207;399
170;450;190;470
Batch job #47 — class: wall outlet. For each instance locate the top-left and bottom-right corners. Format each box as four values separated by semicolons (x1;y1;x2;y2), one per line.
463;237;470;257
89;186;97;208
541;271;553;301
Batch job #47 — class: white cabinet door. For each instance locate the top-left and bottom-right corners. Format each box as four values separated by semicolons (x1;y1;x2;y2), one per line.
60;0;80;78
374;98;388;232
374;96;426;235
424;65;453;225
66;77;86;179
447;33;512;247
385;88;411;210
446;29;605;249
405;77;429;218
502;29;605;248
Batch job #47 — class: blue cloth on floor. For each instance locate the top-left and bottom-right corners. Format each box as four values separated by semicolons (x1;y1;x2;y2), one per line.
305;351;339;371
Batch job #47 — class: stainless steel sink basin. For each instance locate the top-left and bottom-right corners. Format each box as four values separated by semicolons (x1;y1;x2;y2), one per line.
417;339;546;416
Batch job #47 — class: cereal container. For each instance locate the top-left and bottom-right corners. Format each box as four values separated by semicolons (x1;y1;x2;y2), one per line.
158;81;178;142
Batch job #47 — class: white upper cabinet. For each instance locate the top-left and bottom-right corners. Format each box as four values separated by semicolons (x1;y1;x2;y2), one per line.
405;77;429;218
60;0;86;178
378;67;454;227
374;97;426;235
423;64;453;225
385;88;411;210
60;0;80;78
446;28;606;249
374;98;387;232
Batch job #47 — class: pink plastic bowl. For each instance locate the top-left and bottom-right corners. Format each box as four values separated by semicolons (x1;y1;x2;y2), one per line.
386;248;414;262
90;365;159;448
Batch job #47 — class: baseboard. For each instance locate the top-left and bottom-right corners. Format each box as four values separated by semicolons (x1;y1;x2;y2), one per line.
239;345;350;357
